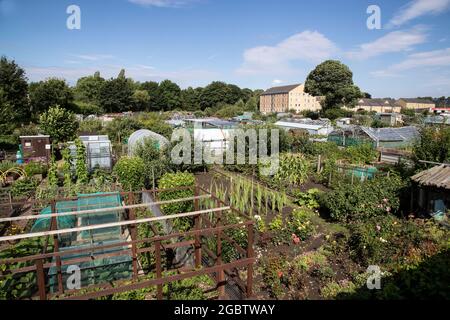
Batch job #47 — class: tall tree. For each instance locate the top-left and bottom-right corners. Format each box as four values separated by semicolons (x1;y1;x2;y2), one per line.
131;89;150;111
140;81;160;111
39;106;79;143
413;125;450;168
181;87;202;111
305;60;362;111
0;56;30;131
99;70;133;113
226;84;243;104
157;79;182;111
29;78;74;115
200;81;232;110
74;72;105;105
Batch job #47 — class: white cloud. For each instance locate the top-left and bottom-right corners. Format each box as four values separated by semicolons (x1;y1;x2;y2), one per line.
236;31;338;76
71;54;115;61
272;79;284;85
346;27;427;60
128;0;198;8
387;0;450;28
372;47;450;77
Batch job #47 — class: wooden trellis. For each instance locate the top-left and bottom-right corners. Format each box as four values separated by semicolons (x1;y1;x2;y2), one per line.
0;186;255;300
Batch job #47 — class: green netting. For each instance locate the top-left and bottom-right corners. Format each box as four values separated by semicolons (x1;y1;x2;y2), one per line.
48;239;133;293
77;192;123;243
38;192;133;293
31;201;78;244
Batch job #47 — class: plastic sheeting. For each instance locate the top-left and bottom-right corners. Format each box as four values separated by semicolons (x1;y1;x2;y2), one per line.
127;129;170;156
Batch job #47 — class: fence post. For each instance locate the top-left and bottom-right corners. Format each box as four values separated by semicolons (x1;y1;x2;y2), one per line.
155;240;163;300
128;192;138;279
194;186;202;269
35;259;47;300
217;228;226;299
317;155;321;174
51;200;64;294
246;222;254;299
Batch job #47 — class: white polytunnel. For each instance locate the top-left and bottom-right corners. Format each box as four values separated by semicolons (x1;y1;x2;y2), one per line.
127;129;170;156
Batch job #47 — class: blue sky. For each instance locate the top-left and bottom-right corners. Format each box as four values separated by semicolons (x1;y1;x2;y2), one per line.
1;0;449;98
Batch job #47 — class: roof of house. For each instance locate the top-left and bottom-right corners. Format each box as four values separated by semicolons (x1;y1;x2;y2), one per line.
356;98;399;107
261;84;301;95
411;164;450;189
360;126;419;142
399;98;435;104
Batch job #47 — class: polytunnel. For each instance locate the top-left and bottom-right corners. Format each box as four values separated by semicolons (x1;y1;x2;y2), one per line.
127;129;170;156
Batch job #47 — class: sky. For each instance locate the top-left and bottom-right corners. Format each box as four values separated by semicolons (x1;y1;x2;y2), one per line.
0;0;450;98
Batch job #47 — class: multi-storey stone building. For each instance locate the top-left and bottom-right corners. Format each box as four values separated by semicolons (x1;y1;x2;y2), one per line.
259;83;323;114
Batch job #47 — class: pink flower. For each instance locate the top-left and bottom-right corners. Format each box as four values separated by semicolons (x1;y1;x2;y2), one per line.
386;207;391;212
383;198;388;203
376;225;381;231
291;233;301;245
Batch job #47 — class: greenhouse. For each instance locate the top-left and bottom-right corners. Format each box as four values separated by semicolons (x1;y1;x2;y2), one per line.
328;126;419;149
69;136;113;172
127;129;170;156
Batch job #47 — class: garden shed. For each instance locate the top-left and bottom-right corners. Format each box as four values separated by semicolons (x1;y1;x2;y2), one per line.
411;164;450;219
19;135;51;163
127;129;170;156
275;118;333;136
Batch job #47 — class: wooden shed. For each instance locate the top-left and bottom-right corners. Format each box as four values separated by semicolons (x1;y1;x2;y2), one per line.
19;135;51;163
411;164;450;217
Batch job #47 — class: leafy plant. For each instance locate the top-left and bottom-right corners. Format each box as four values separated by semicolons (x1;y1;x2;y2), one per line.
39;106;79;143
319;175;406;222
159;172;195;232
10;177;39;199
294;188;322;210
113;156;145;191
23;161;47;177
61;146;73;189
274;153;310;186
75;138;89;184
0;238;52;300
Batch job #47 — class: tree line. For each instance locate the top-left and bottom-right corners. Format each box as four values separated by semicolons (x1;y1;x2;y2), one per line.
0;56;263;134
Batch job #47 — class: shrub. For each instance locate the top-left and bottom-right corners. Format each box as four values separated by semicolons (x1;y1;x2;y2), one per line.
113;156;145;191
23;161;47;177
345;143;377;165
261;255;288;299
10;177;39;199
134;137;171;189
158;172;195;232
319;175;406;222
287;208;315;241
39;106;79;143
294;188;322;210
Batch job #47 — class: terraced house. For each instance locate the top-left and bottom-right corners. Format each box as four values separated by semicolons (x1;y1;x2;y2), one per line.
398;98;436;111
260;84;323;114
352;98;402;113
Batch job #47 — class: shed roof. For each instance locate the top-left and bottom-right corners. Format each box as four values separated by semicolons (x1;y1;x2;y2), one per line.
411;164;450;189
360;126;419;142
